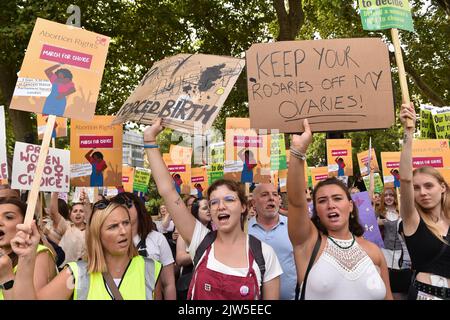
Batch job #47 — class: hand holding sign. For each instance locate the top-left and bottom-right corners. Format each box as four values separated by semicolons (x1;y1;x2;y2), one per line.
291;119;312;155
144;118;164;143
400;102;416;132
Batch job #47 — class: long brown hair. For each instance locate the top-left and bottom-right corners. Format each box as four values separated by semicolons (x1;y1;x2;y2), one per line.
413;167;450;244
379;187;399;217
311;178;364;237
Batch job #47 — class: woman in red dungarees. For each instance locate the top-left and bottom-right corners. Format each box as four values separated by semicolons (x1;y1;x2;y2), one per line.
144;118;282;300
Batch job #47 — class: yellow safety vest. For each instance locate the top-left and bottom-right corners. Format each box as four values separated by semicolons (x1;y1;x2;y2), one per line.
0;245;54;300
68;255;161;300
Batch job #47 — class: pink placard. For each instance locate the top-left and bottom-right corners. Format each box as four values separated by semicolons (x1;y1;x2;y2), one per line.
40;44;93;69
233;136;263;147
315;174;328;181
122;176;129;183
332;150;348;156
168;165;186;172
79;136;114;148
412;157;443;168
386;161;400;168
192;176;205;182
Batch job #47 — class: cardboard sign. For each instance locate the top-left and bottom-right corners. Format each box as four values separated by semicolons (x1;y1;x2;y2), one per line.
358;0;414;32
326;139;353;177
112;53;245;133
419;104;437;139
381;151;401;188
70;116;123;187
72;187;96;203
163;154;191;194
169;145;193;165
431;106;450;140
10;18;110;120
352;191;384;248
191;167;208;198
310;166;329;186
0;106;8;182
246;38;394;133
270;133;287;170
357;148;380;176
11;142;70;192
37;114;67;140
208;141;224;184
122;166;135;192
133;167;151;193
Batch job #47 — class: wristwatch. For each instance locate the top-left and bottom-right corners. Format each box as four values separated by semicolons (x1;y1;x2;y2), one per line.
0;279;14;290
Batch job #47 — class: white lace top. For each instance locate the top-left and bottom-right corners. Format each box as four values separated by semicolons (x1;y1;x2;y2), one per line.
304;236;386;300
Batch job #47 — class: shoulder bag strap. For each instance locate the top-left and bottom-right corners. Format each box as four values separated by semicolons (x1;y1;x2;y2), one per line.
193;231;217;267
299;231;322;300
102;272;124;300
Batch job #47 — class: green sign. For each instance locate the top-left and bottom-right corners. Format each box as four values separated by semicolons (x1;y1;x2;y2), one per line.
207;142;224;184
363;172;384;194
359;0;414;32
270;133;287;170
432;107;450;140
133;167;151;192
419;104;437;139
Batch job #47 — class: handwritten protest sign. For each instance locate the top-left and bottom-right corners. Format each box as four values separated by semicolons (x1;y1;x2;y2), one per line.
352;191;384;248
10;18;109;120
0;106;8;183
133;167;151;192
246;38;394;133
112;54;245;133
310;166;329;187
70;116;122;187
208;141;224;184
122;166;134;192
191;167;208;198
431;106;450;140
37;114;67;140
358;0;414;32
11;142;70;192
381;151;401;188
419;104;437;139
326;139;353;177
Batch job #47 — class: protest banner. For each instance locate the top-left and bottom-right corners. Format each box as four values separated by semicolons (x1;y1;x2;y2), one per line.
358;0;414;32
431;106;450;139
412;139;450;182
70;116;123;187
112;54;245;133
357;148;380;176
419;104;437;139
122;166;134;192
163;153;191;194
352;191;384;248
72;186;96;203
381;151;401;188
37;114;67;140
0;106;8;183
10;18;109;120
207;141;224;184
11;142;70;192
133;167;151;193
270;133;287;170
246;38;394;133
362;173;384;194
358;1;414;128
191;167;208;198
326;139;353;177
310;166;329;187
169;145;193;165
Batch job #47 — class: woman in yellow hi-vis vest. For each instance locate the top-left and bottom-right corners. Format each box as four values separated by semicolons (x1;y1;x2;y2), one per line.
10;200;162;300
0;197;57;300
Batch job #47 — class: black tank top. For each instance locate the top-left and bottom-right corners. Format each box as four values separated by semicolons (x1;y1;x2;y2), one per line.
403;218;450;278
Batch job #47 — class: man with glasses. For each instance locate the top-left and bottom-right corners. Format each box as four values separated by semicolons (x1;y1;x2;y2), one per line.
247;183;297;300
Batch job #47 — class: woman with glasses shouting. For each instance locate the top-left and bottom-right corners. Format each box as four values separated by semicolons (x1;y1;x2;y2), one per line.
10;199;162;300
144;118;282;300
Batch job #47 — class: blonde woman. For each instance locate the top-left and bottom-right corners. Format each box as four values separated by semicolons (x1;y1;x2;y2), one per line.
399;103;450;300
11;200;162;300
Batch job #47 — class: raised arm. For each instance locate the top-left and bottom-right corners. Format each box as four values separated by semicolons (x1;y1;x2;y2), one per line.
44;64;60;80
84;149;94;162
49;192;63;233
144;119;196;244
399;102;420;235
287;119;316;246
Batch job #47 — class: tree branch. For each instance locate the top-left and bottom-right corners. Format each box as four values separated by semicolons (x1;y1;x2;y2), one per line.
273;0;305;41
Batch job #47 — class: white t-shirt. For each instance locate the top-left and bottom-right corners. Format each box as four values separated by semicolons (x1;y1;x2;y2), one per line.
188;220;283;288
155;220;175;233
133;231;175;266
57;219;86;265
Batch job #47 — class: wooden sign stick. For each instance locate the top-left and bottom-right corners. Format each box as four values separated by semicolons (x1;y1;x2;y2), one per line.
24;115;56;225
391;28;414;128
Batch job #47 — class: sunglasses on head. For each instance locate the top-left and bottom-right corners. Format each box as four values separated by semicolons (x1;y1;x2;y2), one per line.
90;196;133;222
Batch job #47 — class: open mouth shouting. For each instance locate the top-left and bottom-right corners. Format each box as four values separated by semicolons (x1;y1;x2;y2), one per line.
217;213;231;224
327;212;340;222
0;229;5;241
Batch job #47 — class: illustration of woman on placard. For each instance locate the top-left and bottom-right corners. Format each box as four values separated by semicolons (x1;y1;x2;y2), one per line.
42;63;76;116
85;149;107;186
390;169;401;188
335;157;346;176
238;149;257;184
172;173;183;194
194;183;203;200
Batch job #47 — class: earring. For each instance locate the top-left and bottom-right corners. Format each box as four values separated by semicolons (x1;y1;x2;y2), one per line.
350;214;354;218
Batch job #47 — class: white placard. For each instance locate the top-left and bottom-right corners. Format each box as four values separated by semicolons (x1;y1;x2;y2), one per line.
72;187;95;203
11;142;70;192
70;163;92;178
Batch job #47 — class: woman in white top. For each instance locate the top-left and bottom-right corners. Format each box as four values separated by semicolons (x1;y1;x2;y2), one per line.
287;119;393;300
144;118;282;300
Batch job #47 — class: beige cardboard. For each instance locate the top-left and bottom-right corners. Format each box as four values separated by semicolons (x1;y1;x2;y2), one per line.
113;54;245;133
246;38;394;133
